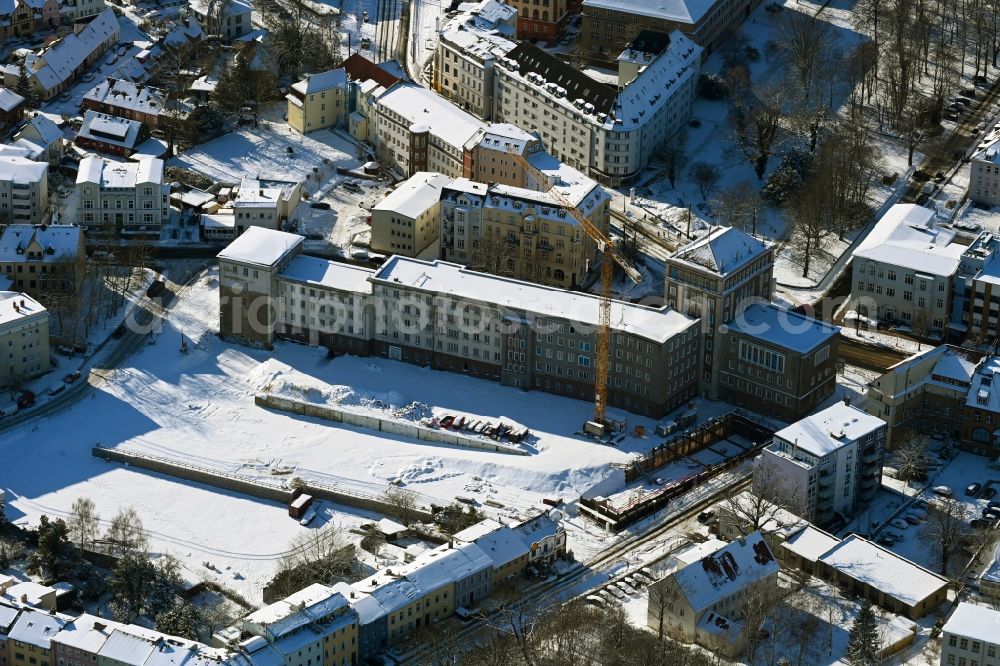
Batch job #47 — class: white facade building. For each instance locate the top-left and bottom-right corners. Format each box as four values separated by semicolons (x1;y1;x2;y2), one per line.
0;156;48;225
0;291;49;388
969;130;1000;207
76;155;170;236
754;402;886;527
941;603;1000;666
435;9;516;120
494;29;701;186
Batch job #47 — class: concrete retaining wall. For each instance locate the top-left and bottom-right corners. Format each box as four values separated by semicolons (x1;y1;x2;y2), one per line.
256;394;528;456
92;447;435;521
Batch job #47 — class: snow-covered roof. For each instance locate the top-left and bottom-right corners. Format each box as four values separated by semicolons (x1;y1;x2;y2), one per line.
372;257;698;344
1;582;54;607
22;8;118;92
672;531;778;612
16;113;62;147
854;204;963;277
773;402;884;458
279;255;374;294
52;614;123;654
780;525;840;564
8;608;67;649
216;227;303;267
439;23;515;63
0;603;19;631
582;0;715;24
454;520;527;569
375;83;484;151
0;224;81;264
233;178;297;208
982;542;1000;585
189;0;251;16
373;172;450;219
0;155;47;182
291;69;346;95
966;356;1000;413
143;637;228;666
243;584;349;640
98;628;158;664
671;226;771;276
77;155;164;188
819;535;948;607
943;602;1000;643
78;111;143;150
726;303;839;354
0;87;24;112
83;78;165;117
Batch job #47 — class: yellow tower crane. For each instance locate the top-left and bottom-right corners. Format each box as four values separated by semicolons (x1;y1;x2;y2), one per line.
505;147;643;431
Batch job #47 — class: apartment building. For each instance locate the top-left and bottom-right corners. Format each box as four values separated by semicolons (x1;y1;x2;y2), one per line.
75;111;146;157
0;88;25;133
0;224;85;294
665;226;774;397
219;228;700;416
865;345;978;446
285;69;347;134
237;584;358;666
1;9;118;100
230;178;301;231
581;0;761;59
434;13;516;119
852;204;962;336
494;30;701;186
754;402;886;528
0;291;48;387
505;0;569;40
719;303;839;422
13;114;63;165
82;78;167;129
0;156;48;225
188;0;252;39
6;607;66;666
51;616;124;666
370;171;451;257
959;356;1000;458
59;0;107;22
983;545;1000;601
76;156;169;236
452;511;567;582
969;131;1000;207
646;532;778;658
373;83;486;178
0;604;18;666
941;603;1000;666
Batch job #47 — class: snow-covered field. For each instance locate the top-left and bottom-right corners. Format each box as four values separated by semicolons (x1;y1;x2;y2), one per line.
2;268;718;601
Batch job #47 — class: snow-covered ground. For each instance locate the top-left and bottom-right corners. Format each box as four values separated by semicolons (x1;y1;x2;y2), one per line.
2;267;734;602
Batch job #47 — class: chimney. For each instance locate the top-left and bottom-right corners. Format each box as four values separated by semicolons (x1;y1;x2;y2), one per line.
20;594;27;602
844;396;851;407
448;540;453;549
94;622;106;632
350;592;355;599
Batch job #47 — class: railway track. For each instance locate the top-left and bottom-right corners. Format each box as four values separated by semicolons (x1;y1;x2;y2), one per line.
397;473;752;664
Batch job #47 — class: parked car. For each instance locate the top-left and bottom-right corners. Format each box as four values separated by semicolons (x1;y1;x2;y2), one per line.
877;535;897;546
310;201;331;210
884;528;904;540
64;371;81;383
983;487;998;500
890;519;910;530
617;581;637;596
82;72;96;81
967;482;983;496
606;585;626;600
932;485;954;497
915;499;930;510
17;390;35;410
46;385;65;396
902;513;922;525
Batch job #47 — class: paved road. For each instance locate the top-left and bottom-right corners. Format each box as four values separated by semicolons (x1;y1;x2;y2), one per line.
837;335;909;372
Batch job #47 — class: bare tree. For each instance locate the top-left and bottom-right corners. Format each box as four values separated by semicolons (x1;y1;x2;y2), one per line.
67;497;100;551
270;524;356;598
780;10;835;105
645;577;679;642
920;497;970;577
689;161;722;201
787;177;830;278
731;83;784;180
660;132;687;189
103;507;148;557
890;434;929;481
470;232;515;278
382;487;420;526
740;579;779;662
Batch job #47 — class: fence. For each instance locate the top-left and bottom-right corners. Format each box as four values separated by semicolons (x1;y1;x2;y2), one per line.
256;393;529;456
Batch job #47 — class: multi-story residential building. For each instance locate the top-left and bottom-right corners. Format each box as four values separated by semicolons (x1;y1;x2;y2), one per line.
218;228;701;416
959;355;1000;458
754;401;886;528
462;123;540;186
865;344;978;446
0;604;19;666
6;606;66;666
581;0;761;59
983;545;1000;601
371;171;451;257
941;603;1000;666
76;156;169;236
0;156;48;225
75;111;146;157
452;511;566;583
13;114;63;165
719;303;839;422
434;12;516;119
372;83;486;178
851;204;962;336
228;178;301;232
645;532;778;658
237;584;358;666
82;78;167;129
0;88;25;133
440;164;607;289
188;0;252;39
285;70;347;134
968;130;1000;207
505;0;569;40
59;0;107;22
1;8;118;100
665;226;774;397
51;616;123;666
494;30;701;186
0;224;85;294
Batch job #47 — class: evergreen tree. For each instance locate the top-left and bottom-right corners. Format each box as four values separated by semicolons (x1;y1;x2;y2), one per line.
15;65;38;109
846;602;881;665
156;602;202;640
27;516;76;579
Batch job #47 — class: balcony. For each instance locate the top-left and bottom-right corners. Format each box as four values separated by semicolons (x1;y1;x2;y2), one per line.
818;486;834;501
861;449;881;464
818;472;834;488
